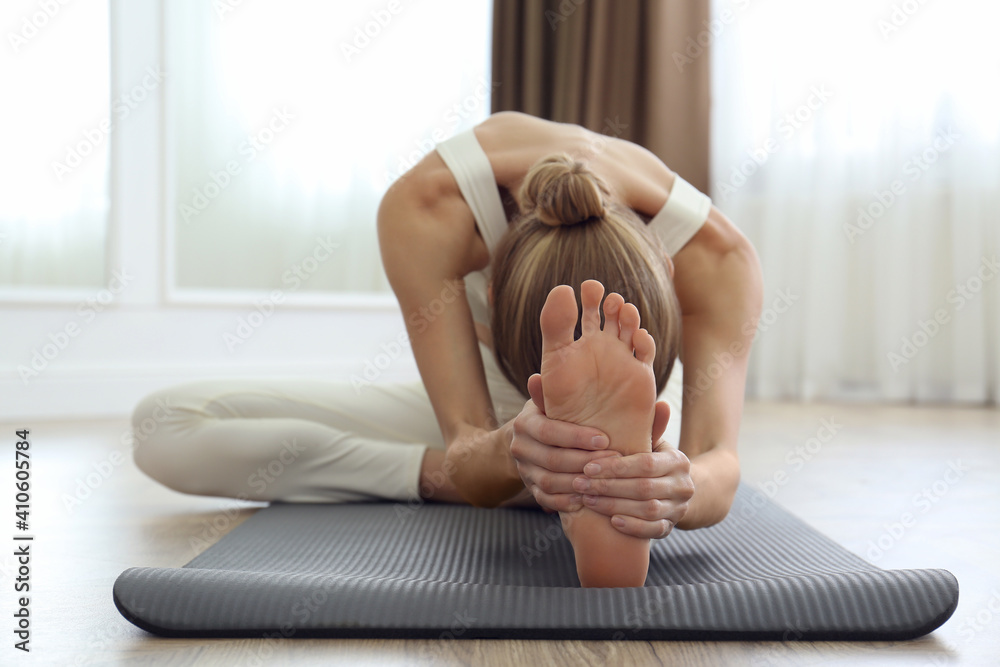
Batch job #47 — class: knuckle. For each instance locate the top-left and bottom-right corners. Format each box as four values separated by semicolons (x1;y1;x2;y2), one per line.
640;454;658;474
543;449;562;472
606;457;622;476
643;499;662;520
535;472;552;491
535;420;552;444
635;477;656;497
512;412;530;436
509;438;525;458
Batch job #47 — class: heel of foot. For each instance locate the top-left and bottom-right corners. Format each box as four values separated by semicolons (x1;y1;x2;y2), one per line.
562;508;650;588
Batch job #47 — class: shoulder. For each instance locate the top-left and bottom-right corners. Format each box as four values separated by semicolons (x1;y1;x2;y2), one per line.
380;148;456;211
378;151;489;278
479;110;555;133
591;140;679;219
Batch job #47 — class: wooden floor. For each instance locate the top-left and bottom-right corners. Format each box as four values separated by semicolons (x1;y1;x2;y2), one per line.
2;400;998;666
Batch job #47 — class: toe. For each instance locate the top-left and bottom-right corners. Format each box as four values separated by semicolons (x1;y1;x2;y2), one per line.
540;285;579;356
601;292;625;335
634;327;657;365
619;302;640;348
580;280;605;336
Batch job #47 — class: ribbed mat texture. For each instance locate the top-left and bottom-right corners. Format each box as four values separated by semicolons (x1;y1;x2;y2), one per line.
114;485;958;639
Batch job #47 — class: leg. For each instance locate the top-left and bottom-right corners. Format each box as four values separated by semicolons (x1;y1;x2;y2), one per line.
130;377;446;503
538;280;660;587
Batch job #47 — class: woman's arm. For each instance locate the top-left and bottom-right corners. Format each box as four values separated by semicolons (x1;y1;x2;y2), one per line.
667;206;762;527
584;207;762;530
377;166;525;507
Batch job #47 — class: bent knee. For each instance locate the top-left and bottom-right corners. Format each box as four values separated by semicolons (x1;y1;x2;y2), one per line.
129;387;196;489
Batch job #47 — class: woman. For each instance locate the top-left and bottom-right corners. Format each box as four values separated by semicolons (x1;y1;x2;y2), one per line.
132;111;762;583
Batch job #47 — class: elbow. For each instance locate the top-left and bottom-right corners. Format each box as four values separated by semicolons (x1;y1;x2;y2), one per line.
734;237;765;313
701;472;741;528
676;453;741;530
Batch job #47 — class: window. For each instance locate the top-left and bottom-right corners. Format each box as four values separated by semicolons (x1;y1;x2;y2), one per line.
164;0;494;296
1;0;110;291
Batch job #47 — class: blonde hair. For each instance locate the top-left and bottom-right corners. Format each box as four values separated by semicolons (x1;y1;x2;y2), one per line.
490;154;683;398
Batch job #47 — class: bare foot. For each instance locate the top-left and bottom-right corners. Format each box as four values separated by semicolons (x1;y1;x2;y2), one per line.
539;280;658;587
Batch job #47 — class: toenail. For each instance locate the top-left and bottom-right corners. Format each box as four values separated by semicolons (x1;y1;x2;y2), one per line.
584;462;601;475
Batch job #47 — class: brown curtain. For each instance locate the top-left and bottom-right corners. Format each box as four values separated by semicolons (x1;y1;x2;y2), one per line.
491;0;711;192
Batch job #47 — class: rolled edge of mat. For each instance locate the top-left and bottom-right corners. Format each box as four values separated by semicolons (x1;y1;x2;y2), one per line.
112;566;959;641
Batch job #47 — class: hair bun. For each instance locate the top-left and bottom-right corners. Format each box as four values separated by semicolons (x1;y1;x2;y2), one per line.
520;154;607;227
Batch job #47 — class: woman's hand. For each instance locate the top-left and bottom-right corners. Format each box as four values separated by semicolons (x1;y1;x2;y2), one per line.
572;437;694;539
510;374;694;538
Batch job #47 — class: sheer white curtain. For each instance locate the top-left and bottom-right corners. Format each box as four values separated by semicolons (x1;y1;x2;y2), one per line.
165;0;493;293
0;0;109;288
711;0;1000;404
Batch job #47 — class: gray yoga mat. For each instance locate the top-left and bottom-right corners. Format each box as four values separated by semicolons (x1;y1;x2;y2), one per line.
114;485;958;640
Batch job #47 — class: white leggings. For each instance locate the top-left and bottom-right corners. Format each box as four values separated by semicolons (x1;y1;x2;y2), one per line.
132;343;684;503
